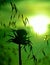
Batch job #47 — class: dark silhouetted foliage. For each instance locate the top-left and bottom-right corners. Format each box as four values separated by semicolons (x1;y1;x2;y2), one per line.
8;28;33;65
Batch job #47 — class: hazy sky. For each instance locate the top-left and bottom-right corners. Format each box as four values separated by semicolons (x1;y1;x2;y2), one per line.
0;0;50;24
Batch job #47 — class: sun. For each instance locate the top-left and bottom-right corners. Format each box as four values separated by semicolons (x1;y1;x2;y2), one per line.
28;15;49;35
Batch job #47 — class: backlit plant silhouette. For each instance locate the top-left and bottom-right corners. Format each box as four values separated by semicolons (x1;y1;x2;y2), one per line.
7;2;40;65
9;2;29;28
8;29;33;65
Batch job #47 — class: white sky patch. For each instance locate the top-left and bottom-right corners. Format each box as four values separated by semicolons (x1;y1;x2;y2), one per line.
28;15;49;35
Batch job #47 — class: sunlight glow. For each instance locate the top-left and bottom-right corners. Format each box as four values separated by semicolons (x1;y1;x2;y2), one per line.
29;15;49;35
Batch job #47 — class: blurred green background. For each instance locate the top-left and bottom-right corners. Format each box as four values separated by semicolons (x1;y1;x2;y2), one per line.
0;0;50;65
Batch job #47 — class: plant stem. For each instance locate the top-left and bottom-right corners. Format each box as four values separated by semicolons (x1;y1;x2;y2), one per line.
19;44;22;65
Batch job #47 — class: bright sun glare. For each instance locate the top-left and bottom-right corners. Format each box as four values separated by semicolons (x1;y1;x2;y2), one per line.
29;15;49;35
